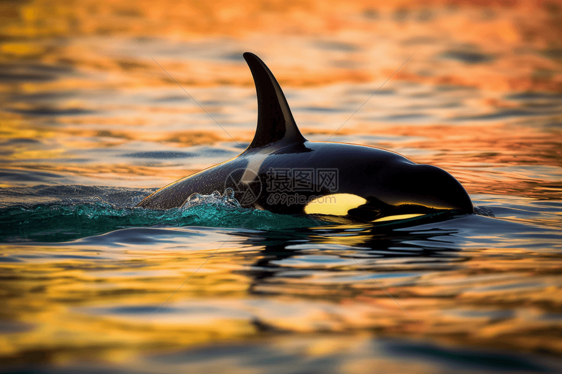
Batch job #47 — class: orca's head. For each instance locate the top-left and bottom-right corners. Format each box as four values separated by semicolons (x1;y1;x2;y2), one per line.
343;162;474;221
303;161;473;222
385;163;473;211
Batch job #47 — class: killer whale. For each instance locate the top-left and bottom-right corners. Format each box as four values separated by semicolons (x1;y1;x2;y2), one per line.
136;52;473;221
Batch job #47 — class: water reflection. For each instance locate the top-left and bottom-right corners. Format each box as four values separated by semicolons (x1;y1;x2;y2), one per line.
1;0;562;372
1;210;561;371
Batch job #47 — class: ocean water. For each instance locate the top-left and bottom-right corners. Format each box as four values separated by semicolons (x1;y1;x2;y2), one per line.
1;1;562;373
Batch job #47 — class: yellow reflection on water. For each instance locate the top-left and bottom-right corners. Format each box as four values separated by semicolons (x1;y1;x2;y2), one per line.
0;0;561;371
0;224;562;368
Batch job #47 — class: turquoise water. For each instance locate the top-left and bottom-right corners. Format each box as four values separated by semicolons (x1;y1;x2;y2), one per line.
0;186;325;242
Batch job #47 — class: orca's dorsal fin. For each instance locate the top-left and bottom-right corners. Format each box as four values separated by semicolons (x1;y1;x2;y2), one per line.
243;52;306;151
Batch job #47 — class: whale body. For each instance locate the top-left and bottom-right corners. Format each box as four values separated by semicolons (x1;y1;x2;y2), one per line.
137;52;473;221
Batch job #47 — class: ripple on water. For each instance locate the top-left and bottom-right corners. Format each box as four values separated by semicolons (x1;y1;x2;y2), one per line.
1;1;561;371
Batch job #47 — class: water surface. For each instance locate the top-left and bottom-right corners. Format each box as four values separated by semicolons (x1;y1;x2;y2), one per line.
1;1;561;372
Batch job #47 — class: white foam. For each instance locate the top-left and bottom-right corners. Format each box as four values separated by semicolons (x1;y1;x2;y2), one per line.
181;188;242;210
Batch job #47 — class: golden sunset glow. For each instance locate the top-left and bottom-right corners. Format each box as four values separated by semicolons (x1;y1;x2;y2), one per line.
1;0;561;372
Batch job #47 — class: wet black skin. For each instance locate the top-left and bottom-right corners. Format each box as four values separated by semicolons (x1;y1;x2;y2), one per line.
137;52;474;220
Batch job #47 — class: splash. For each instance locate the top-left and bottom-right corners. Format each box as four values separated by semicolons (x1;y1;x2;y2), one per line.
181;188;241;209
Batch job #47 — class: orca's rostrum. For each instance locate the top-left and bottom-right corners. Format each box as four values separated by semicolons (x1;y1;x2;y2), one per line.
137;52;473;221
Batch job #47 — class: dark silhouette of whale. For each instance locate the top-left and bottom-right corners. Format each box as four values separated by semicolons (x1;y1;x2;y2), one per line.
136;52;473;221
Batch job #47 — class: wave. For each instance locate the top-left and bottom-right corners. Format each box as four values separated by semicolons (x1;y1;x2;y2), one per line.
0;185;495;243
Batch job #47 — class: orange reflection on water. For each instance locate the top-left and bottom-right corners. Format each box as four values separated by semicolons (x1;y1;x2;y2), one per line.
1;228;561;366
1;0;562;371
